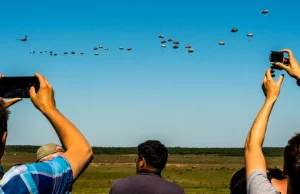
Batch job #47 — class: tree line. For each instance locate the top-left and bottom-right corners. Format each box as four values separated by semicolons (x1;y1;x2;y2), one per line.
5;145;284;156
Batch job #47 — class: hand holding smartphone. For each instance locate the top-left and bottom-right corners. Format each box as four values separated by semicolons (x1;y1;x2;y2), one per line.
0;76;40;98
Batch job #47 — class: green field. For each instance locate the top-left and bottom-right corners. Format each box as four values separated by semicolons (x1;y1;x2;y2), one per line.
1;152;284;194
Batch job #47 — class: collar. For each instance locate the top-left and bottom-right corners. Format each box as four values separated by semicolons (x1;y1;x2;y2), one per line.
138;169;162;177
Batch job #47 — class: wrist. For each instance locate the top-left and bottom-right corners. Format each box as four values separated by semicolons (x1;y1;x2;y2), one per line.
41;106;58;116
265;98;276;104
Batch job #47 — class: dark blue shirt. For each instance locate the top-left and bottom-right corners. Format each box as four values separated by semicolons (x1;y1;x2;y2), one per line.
109;172;185;194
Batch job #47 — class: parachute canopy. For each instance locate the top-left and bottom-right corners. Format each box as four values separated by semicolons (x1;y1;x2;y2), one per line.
188;49;194;53
173;41;179;44
173;45;179;49
231;28;238;33
261;9;269;14
219;41;225;45
247;33;253;37
158;34;164;38
168;38;173;42
161;40;166;44
161;44;166;48
185;44;192;48
127;48;132;51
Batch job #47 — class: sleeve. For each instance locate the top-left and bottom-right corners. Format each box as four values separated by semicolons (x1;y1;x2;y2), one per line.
0;156;73;194
247;170;280;194
0;164;4;179
27;156;73;194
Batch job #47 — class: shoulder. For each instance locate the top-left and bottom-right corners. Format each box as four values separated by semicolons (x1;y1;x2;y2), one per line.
26;155;72;175
0;156;73;193
161;179;185;192
247;170;280;194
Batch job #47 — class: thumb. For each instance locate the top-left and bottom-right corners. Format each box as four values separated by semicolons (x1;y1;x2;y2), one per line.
274;62;289;70
277;74;284;85
4;98;22;109
29;86;37;99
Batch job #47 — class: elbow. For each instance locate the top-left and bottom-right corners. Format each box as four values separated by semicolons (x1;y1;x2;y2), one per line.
86;146;94;163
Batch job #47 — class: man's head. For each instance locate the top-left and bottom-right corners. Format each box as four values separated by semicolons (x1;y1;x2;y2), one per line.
135;140;168;174
36;143;65;162
283;133;300;184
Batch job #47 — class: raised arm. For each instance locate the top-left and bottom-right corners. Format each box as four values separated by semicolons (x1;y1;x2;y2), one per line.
29;73;93;182
245;68;284;178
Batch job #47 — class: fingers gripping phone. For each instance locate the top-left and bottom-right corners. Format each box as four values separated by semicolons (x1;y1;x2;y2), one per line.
270;51;284;64
0;77;40;98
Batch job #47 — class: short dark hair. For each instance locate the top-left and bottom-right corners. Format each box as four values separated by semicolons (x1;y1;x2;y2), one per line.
284;133;300;180
138;140;168;171
0;100;9;131
229;167;247;194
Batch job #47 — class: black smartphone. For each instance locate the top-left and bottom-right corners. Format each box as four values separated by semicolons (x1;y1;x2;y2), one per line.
270;51;284;64
0;76;39;98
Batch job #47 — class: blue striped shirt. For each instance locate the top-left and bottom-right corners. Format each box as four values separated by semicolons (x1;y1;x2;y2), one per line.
0;156;73;194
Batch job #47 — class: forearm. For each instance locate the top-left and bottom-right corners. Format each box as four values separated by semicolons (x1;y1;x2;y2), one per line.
245;98;276;149
42;108;92;155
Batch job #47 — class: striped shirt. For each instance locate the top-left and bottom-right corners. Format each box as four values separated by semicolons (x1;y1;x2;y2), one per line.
0;156;73;193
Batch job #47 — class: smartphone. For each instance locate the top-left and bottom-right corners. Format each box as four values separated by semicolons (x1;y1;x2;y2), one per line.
270;51;284;64
0;76;39;98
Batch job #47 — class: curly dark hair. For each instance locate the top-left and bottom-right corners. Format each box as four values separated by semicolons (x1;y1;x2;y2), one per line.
138;140;168;171
0;100;9;131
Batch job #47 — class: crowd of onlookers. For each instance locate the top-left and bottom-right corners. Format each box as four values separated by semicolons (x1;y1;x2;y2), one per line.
0;49;299;193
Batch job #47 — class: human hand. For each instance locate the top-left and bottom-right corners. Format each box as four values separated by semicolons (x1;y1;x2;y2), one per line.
272;49;300;80
29;73;56;113
0;74;22;161
262;68;284;101
0;74;22;109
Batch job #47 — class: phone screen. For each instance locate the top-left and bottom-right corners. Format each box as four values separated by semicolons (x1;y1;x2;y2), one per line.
0;77;39;98
270;51;284;63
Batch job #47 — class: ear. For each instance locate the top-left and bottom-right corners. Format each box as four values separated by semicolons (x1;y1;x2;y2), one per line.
140;157;147;168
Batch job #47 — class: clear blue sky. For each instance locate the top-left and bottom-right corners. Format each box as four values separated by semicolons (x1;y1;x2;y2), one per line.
1;0;300;147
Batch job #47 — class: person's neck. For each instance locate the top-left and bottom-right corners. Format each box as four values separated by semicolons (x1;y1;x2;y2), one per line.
138;168;161;177
272;179;287;193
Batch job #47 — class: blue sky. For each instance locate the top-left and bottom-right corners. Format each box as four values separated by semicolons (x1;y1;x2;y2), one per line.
1;0;300;147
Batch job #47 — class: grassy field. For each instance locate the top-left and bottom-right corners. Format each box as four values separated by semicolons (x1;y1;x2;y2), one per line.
1;153;284;194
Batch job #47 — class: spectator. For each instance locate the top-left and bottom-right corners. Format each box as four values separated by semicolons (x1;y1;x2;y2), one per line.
109;140;185;194
36;143;65;162
245;49;300;193
230;167;286;194
0;73;93;193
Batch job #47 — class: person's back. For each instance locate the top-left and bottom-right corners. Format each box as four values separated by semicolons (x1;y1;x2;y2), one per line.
109;140;184;194
111;171;184;194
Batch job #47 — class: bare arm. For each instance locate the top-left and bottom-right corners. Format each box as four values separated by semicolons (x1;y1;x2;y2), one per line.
42;107;93;182
29;73;93;182
245;68;284;178
245;99;275;178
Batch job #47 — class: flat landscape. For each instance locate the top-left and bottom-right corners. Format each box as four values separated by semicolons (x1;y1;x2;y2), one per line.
1;147;284;194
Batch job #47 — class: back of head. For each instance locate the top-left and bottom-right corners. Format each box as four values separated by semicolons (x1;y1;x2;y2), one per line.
36;143;65;162
0;100;9;131
284;133;300;184
230;167;247;194
138;140;168;172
